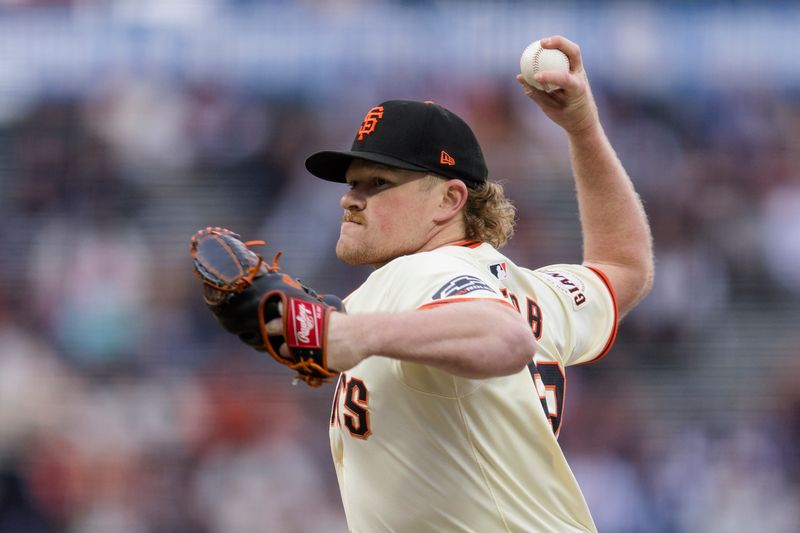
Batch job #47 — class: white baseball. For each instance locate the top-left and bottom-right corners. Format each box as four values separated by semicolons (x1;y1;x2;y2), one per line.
519;40;570;93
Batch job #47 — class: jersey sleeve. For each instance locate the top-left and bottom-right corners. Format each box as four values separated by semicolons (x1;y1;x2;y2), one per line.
387;252;513;312
532;264;618;367
372;251;515;397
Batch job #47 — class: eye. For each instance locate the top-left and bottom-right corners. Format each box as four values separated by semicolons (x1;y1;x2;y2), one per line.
346;175;392;192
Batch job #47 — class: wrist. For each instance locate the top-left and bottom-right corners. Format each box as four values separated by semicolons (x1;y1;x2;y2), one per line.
566;116;603;140
326;311;369;372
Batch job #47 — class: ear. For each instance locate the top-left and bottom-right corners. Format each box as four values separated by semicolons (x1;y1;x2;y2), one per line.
432;179;469;223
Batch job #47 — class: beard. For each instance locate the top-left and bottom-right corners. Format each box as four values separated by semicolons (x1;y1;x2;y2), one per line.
336;237;395;266
336;212;388;266
336;244;369;265
336;226;415;267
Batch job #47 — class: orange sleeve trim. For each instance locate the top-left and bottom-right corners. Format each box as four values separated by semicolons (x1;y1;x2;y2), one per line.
449;240;483;249
417;297;516;311
579;265;619;365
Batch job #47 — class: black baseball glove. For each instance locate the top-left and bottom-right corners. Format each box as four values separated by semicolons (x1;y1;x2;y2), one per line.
190;227;343;387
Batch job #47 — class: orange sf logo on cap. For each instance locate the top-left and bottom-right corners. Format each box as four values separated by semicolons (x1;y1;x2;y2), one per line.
357;106;384;141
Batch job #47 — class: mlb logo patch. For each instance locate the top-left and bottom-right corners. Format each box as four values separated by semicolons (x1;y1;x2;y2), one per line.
489;262;508;280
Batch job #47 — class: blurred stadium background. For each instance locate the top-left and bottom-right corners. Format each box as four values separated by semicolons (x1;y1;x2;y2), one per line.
1;1;799;532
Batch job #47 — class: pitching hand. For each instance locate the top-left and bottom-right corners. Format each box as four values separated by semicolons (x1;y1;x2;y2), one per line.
516;35;600;135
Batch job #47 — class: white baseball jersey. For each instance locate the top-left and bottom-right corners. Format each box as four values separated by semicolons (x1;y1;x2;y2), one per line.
329;241;617;533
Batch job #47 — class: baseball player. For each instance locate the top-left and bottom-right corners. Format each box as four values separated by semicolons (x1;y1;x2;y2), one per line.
306;36;653;532
192;36;653;532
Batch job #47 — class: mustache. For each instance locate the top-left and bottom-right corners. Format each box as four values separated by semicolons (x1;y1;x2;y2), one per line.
342;212;366;225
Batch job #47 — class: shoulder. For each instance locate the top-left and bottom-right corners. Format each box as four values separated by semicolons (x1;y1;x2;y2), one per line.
373;244;490;274
362;245;508;306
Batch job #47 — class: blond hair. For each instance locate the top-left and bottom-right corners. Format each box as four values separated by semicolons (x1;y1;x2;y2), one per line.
464;181;516;249
422;175;516;249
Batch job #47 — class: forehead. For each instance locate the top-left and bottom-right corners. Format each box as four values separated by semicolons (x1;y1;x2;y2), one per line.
345;160;426;183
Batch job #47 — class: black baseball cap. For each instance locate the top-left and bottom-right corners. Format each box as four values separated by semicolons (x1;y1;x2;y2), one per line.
305;100;488;188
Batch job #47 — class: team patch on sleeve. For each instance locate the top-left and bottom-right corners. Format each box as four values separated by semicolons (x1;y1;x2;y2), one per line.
538;268;588;310
432;275;496;300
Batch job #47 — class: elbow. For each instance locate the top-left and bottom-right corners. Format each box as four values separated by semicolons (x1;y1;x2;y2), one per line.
619;256;655;317
638;233;656;299
453;302;537;379
493;315;538;377
634;254;656;303
640;260;655;299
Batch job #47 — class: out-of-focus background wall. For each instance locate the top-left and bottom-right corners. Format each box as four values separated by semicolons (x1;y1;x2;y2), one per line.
1;1;799;532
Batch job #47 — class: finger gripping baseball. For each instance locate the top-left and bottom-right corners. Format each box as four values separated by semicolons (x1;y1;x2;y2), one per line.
190;227;344;387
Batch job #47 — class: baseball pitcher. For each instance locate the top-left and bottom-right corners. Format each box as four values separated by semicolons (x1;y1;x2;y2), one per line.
191;36;653;532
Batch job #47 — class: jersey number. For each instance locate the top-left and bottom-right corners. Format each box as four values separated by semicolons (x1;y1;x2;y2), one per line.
501;289;561;433
500;288;542;339
529;361;565;436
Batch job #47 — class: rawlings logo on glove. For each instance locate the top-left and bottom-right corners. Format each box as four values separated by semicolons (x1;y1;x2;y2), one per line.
190;227;344;387
290;300;322;347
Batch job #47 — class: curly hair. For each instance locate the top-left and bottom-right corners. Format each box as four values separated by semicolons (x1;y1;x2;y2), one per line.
463;181;516;249
421;175;516;249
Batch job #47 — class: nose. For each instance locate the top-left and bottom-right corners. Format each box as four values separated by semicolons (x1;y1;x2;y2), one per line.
340;188;365;211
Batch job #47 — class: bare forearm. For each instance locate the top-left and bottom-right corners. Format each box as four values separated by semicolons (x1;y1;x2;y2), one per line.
326;301;536;378
570;125;650;265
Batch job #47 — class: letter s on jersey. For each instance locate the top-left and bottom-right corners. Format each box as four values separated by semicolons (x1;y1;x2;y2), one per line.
331;374;372;440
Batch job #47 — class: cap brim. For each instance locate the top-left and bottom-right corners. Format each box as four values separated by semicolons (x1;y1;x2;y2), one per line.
305;150;431;183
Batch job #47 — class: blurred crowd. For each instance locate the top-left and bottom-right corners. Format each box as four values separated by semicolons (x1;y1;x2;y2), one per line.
2;5;800;533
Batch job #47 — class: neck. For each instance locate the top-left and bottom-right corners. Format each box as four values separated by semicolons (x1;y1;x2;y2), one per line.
369;218;468;269
418;217;469;253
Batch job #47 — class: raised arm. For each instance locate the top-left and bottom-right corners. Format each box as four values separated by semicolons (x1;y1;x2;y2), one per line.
517;35;654;317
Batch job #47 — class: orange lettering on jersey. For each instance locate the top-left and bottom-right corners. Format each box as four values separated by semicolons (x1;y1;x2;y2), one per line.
357;106;384;141
440;150;456;166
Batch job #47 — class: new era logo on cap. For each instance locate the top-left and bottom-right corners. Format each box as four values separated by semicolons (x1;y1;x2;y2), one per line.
305;100;488;188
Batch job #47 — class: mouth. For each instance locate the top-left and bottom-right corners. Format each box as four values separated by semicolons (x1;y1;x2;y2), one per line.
341;221;363;233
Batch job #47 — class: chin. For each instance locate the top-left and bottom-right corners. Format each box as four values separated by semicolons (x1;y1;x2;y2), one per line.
336;241;393;266
336;241;368;265
336;250;366;265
